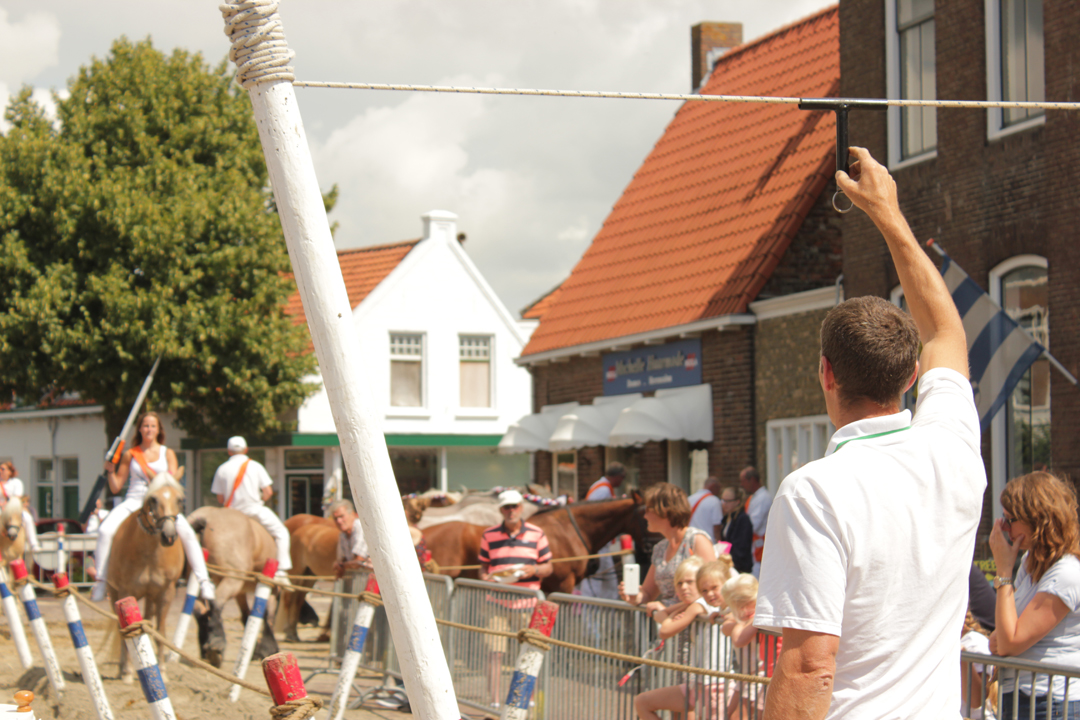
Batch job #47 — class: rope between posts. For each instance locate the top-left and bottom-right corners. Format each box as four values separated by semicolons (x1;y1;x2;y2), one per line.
433;618;768;685
290;81;1080;111
205;564;365;600
27;578;272;696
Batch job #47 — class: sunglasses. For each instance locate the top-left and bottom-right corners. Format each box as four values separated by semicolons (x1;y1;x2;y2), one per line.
1002;514;1015;531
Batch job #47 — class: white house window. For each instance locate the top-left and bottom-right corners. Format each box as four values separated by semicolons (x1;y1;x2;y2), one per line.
390;333;424;407
1002;264;1050;478
34;456;79;520
459;335;492;408
989;255;1049;518
986;0;1045;137
886;0;937;166
766;415;835;488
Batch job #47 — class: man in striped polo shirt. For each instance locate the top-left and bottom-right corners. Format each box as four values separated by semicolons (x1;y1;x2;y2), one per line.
478;490;553;588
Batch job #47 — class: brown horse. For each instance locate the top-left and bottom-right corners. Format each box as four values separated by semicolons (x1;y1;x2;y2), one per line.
424;493;647;594
107;471;186;682
187;506;279;667
279;521;339;642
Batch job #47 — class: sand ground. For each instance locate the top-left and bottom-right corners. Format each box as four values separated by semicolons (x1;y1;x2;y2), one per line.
0;583;484;720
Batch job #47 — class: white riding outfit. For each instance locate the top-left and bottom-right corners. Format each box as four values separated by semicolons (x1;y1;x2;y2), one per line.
210;454;292;575
91;447;214;602
0;477;41;552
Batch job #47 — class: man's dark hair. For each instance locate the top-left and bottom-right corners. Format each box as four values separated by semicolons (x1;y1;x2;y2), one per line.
605;462;626;478
820;296;919;408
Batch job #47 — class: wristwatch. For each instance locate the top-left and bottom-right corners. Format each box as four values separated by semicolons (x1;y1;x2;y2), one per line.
993;576;1013;590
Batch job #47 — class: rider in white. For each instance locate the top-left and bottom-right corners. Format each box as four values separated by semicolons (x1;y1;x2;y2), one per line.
91;412;215;603
0;462;42;553
210;436;292;583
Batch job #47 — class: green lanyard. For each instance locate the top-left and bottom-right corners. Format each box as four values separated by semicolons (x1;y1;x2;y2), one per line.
833;425;911;453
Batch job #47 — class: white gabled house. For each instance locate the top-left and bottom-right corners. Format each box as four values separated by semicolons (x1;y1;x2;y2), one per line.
1;210;535;522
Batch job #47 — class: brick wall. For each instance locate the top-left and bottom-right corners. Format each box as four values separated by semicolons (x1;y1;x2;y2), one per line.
703;326;756;486
840;1;1080;543
758;186;844;299
754;308;831;476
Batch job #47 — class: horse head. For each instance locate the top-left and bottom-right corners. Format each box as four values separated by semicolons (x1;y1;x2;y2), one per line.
141;468;186;547
1;497;23;542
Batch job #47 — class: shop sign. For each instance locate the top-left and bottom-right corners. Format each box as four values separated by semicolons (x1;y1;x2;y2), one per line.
602;339;702;395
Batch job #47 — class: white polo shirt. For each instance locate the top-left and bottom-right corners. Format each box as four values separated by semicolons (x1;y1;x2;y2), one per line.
210;454;273;514
687;489;723;542
755;368;985;719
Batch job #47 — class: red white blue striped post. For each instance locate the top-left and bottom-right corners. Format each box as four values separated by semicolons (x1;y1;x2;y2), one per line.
115;597;175;720
228;559;278;702
326;575;380;720
501;601;558;720
53;574;113;720
165;547;207;663
10;560;64;698
0;573;32;668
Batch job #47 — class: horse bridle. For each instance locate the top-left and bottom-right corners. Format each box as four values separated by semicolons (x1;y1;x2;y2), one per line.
137;504;178;537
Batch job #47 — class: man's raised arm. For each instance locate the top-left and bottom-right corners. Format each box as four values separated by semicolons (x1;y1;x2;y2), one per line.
836;147;968;378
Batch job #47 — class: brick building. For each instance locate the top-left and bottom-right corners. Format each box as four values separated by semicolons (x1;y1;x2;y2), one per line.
506;8;845;498
840;0;1080;535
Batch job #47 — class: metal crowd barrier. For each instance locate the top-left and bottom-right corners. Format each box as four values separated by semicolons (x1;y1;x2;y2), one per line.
325;573;1080;720
962;650;1080;720
448;578;546;717
34;532;97;588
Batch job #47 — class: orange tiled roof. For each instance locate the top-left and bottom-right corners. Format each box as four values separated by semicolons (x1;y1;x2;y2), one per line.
520;284;564;320
285;239;420;348
521;6;839;357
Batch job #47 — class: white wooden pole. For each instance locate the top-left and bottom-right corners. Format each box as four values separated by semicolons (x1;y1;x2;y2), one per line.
325;576;379;720
0;576;33;668
164;548;205;664
216;4;459;719
9;560;64;698
53;574;114;720
115;597;176;720
227;559;277;702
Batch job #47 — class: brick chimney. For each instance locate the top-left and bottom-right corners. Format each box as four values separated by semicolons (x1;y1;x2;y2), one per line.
691;22;743;92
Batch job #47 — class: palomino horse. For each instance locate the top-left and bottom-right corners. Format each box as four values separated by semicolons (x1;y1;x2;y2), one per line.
423;493;648;594
106;470;187;683
0;496;26;573
187;506;279;668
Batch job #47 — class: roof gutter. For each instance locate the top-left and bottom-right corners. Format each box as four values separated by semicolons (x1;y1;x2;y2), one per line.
0;405;105;421
516;313;755;366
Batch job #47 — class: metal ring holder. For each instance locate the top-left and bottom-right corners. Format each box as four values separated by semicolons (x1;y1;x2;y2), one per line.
797;98;889;213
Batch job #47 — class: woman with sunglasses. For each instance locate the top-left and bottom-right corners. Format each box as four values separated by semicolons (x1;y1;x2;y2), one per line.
989;471;1080;719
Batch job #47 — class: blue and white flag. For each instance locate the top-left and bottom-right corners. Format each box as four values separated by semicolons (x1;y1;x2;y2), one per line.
940;251;1044;431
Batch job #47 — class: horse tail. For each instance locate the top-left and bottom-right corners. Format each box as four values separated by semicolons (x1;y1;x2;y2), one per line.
190;516;207;535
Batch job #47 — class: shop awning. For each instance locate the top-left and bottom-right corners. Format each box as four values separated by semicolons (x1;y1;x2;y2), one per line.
497;402;580;454
607;384;713;446
548;394;642;451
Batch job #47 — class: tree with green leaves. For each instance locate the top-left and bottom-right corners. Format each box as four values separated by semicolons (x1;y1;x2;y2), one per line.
0;37;325;441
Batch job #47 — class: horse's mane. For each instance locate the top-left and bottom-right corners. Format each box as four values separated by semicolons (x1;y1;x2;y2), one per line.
0;496;22;523
530;496;631;517
147;472;184;498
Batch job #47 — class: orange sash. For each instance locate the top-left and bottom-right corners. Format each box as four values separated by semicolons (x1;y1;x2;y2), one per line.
690;492;710;518
130;447;158;481
225;460;251;508
586;479;613;500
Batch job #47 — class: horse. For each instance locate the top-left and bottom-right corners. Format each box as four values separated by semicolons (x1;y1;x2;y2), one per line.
187;506;280;668
106;471;187;683
0;496;25;574
278;520;339;642
423;493;648;594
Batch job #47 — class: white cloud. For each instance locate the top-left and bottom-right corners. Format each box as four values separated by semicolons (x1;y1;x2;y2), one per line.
0;8;60;85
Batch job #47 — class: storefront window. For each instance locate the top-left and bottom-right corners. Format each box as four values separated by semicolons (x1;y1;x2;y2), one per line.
389;448;437;494
1002;265;1050;477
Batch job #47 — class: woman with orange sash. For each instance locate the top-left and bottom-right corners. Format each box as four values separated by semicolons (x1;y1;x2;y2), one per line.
90;412;214;603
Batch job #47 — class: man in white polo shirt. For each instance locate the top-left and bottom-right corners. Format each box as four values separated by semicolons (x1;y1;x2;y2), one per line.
755;148;985;719
687;477;724;543
211;436;292;583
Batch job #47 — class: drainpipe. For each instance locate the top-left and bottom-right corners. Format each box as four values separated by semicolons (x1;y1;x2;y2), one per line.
48;417;60;519
835;273;845;306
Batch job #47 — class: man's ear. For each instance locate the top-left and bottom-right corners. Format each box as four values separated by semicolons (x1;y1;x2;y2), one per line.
902;361;920;394
819;356;837;392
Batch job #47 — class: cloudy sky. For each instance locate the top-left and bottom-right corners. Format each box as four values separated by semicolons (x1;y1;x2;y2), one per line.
1;0;833;315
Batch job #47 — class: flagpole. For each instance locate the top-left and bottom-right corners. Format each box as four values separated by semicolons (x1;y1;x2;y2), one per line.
926;240;1077;386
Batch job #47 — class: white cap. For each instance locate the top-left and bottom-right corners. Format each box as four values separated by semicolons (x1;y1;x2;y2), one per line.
226;436;248;453
497;489;524;507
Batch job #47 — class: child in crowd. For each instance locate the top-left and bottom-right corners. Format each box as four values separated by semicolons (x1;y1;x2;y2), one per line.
718;573;777;720
634;557;722;720
960;611;995;720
